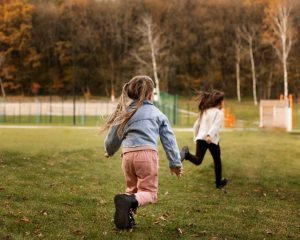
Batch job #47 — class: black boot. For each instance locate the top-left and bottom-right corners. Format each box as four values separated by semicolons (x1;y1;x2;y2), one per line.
216;178;228;189
180;146;189;161
114;194;138;230
128;195;138;228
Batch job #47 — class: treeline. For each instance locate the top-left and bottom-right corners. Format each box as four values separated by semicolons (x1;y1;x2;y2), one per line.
0;0;299;101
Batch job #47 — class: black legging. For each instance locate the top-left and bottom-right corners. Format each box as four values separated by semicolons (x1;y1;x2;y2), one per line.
186;140;222;185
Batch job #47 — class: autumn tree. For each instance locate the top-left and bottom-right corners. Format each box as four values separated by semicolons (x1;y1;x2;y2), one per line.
0;0;41;94
234;29;242;102
131;15;170;101
0;0;299;99
32;1;61;94
264;0;298;99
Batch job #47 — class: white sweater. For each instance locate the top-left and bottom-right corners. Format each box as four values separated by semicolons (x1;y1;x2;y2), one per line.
193;107;224;145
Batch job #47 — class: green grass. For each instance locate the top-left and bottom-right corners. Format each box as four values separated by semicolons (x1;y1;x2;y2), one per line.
0;128;299;239
0;115;104;127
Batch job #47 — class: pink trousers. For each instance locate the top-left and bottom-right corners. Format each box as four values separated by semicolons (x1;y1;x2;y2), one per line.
121;150;159;207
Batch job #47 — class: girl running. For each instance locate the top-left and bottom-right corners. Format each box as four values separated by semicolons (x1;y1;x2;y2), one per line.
103;76;183;230
181;90;227;189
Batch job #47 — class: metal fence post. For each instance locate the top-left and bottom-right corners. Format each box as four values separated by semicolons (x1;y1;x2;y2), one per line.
173;94;177;125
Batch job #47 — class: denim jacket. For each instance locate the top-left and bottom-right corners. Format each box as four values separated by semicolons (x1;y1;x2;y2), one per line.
104;100;182;168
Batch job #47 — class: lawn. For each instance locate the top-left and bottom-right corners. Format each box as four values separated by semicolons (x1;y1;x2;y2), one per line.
0;128;299;239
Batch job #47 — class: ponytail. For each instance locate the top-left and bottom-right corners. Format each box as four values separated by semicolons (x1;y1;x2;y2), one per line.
102;76;154;137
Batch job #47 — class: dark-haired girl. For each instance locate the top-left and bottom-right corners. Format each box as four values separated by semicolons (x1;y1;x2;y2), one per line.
181;90;228;189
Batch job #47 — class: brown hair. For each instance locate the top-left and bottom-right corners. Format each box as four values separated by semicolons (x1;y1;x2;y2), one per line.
102;75;154;136
196;89;224;116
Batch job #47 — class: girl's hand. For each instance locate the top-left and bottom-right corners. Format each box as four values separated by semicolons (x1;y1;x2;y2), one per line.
205;135;212;144
170;167;183;178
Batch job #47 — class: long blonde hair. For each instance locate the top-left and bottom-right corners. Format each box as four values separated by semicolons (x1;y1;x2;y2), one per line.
102;76;154;136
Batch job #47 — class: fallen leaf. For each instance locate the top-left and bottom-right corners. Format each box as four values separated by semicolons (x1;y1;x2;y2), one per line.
210;237;219;240
40;210;48;216
256;209;264;213
265;229;273;235
263;193;267;197
154;220;165;227
21;217;30;223
188;223;197;227
72;229;83;236
190;231;207;237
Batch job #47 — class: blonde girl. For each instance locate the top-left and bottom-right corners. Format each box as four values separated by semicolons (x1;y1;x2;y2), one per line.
103;76;183;230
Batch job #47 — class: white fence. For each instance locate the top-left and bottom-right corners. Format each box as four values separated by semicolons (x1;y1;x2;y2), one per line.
0;100;117;117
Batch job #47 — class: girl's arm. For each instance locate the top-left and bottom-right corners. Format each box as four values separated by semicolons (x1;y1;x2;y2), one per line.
104;125;123;157
207;110;224;138
159;117;182;169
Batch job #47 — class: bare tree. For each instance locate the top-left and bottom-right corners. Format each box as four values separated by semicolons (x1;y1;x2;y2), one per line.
234;29;242;102
265;0;297;99
239;26;258;106
132;15;168;101
0;55;5;98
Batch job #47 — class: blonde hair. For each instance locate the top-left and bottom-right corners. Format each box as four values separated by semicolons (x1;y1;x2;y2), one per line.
102;75;154;136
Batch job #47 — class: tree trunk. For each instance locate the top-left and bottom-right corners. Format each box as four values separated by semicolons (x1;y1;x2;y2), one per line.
0;78;6;98
147;23;160;101
236;48;241;102
267;65;273;99
249;39;257;106
282;36;288;99
109;54;115;102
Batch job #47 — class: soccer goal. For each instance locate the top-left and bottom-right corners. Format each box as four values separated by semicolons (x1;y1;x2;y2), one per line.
260;95;293;131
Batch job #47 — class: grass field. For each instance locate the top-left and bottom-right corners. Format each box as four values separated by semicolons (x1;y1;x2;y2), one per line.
0;128;299;239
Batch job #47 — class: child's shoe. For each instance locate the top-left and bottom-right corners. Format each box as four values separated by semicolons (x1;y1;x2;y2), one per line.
114;194;138;230
129;195;138;228
216;178;228;189
180;146;189;161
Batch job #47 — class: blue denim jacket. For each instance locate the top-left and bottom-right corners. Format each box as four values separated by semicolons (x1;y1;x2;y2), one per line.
104;100;182;168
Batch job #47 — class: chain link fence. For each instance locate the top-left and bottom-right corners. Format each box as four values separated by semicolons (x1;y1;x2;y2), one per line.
0;94;197;127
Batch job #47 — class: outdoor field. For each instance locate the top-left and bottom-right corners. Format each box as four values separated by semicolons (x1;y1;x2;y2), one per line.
0;128;299;239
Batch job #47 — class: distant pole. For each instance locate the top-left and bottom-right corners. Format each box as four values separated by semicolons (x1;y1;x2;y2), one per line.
35;95;40;125
0;56;6;122
72;8;76;126
72;76;76;126
49;94;52;123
